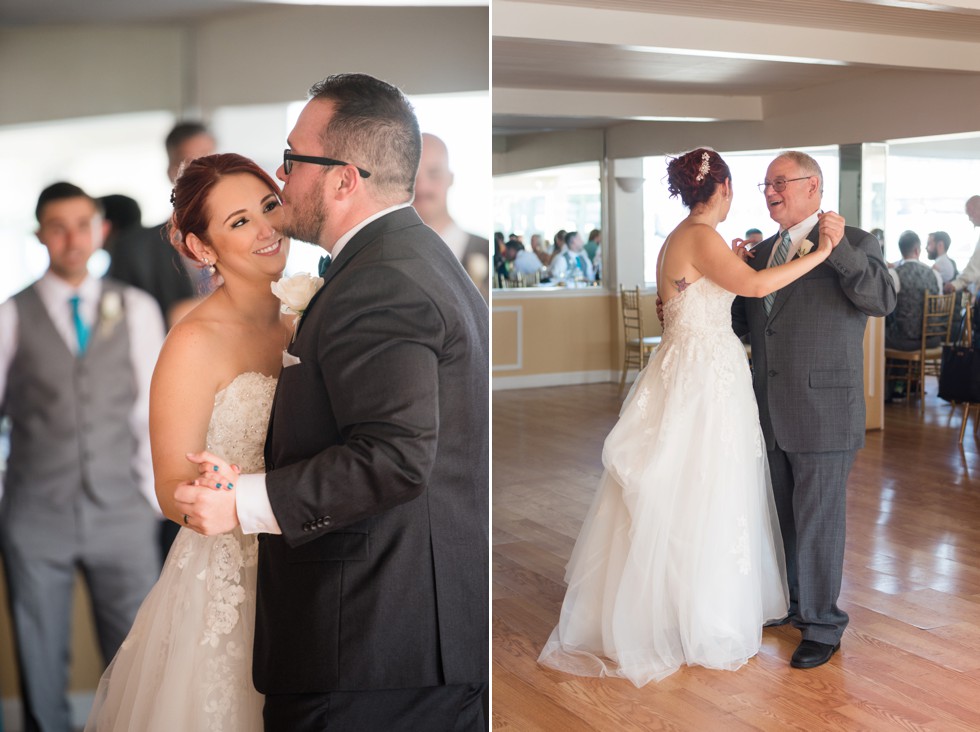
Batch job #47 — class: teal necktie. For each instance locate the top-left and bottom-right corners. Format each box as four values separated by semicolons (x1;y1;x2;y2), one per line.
763;230;793;315
69;294;90;355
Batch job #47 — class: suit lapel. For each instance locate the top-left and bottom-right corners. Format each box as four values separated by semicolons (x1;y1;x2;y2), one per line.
294;207;423;337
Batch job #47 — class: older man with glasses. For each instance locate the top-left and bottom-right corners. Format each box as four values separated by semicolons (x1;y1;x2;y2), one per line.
732;150;895;671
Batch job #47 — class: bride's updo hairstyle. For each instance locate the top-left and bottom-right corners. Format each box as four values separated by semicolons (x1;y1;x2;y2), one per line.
666;147;731;209
167;153;281;265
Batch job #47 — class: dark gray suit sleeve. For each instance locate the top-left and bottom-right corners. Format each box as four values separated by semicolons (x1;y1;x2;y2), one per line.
825;229;897;318
732;296;749;338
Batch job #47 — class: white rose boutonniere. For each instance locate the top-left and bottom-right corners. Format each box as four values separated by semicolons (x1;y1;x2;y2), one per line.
796;241;815;259
271;272;324;341
271;272;324;317
98;291;124;338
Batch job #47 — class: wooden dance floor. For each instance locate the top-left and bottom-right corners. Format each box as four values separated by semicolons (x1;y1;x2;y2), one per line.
493;380;980;730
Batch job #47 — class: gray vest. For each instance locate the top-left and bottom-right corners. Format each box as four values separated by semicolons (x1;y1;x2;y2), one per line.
887;261;940;346
4;280;140;517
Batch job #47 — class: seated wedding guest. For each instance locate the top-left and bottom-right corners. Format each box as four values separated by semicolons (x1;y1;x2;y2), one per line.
548;229;567;266
886;229;942;350
549;230;596;284
504;240;546;277
927;230;958;284
414;132;488;299
0;182;163;732
530;233;550;265
585;228;601;262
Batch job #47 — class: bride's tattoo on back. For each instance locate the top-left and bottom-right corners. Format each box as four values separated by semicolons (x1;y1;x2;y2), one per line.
674;277;689;292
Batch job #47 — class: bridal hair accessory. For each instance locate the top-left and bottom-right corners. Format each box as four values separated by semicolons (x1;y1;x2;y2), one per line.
695;151;711;182
202;258;217;276
170;188;177;205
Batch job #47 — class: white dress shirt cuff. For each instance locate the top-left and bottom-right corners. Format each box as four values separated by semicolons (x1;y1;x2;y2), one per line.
235;472;282;535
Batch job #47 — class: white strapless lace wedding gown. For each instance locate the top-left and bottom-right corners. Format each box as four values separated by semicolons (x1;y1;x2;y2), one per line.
86;372;276;731
538;277;789;687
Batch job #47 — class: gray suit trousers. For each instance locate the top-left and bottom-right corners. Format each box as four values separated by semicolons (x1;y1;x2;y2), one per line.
768;446;856;645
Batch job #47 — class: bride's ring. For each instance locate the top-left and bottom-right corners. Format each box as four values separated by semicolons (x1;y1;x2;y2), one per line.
183;514;190;525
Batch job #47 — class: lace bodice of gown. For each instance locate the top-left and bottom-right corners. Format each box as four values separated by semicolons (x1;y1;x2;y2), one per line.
661;276;736;342
206;371;277;473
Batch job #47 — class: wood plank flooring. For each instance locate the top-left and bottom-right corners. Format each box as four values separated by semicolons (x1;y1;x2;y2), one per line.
492;379;980;731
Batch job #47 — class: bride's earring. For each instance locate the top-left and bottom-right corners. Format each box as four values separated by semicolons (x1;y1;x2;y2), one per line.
203;258;217;276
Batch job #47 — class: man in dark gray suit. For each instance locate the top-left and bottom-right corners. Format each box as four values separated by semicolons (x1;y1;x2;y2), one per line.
177;74;488;730
732;151;896;669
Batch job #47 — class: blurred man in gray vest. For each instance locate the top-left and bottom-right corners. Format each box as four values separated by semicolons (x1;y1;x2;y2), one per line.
0;182;164;732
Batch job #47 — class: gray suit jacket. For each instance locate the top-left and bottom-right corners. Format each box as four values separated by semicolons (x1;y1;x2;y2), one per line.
732;225;896;453
256;207;489;694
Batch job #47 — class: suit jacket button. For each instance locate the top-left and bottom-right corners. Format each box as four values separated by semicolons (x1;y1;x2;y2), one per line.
766;328;774;336
768;369;777;377
303;523;311;531
323;517;331;526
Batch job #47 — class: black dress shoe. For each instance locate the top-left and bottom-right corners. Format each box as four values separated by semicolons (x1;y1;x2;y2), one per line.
791;640;840;669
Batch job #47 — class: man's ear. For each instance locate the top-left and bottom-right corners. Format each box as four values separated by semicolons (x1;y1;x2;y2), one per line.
334;165;363;201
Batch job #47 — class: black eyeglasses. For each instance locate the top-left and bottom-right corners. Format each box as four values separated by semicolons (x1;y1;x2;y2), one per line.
758;176;811;193
283;149;371;178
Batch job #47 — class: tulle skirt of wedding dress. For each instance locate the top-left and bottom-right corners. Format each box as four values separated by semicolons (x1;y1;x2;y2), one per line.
85;526;263;731
538;328;789;687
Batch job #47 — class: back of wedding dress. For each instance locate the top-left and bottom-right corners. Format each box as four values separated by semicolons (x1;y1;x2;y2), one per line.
538;277;788;686
86;372;276;731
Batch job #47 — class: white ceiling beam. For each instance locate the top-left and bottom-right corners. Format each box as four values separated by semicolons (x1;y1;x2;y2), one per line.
494;0;980;73
493;87;763;122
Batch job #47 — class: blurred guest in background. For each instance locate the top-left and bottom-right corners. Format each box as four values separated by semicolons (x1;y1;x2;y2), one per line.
886;230;941;351
98;194;143;261
109;121;216;330
584;228;601;262
548;229;567;266
944;196;980;294
503;240;546;278
530;233;550;266
414;132;488;300
745;227;765;246
0;182;162;732
926;230;957;284
549;230;596;284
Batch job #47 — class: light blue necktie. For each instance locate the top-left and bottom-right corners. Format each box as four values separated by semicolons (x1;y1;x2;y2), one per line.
318;255;332;277
69;294;90;355
763;230;793;315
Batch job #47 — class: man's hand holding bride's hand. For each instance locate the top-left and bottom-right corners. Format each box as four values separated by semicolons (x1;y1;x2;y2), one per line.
816;211;845;257
731;237;756;262
174;451;242;536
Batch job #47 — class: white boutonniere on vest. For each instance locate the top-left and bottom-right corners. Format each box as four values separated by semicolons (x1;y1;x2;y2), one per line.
796;240;815;259
98;291;124;339
271;272;324;343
